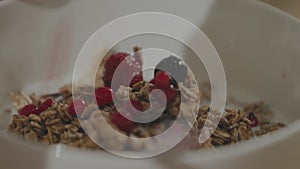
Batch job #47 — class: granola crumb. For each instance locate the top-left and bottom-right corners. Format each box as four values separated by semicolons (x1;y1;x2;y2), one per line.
4;108;11;113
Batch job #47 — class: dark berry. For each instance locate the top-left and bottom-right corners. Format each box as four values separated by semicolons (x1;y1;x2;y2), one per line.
19;104;39;116
153;71;171;89
111;112;134;133
39;98;55;112
248;112;259;127
155;56;188;87
95;87;114;107
69;98;87;116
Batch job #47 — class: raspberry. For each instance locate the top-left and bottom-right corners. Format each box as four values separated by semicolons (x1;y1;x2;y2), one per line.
69;98;87;116
119;99;144;118
248;112;259;127
95;87;114;108
153;71;171;89
103;53;128;87
19;104;39;116
39;98;55;112
163;87;177;103
150;79;155;84
150;87;177;104
130;73;143;87
128;99;144;115
103;52;143;89
104;52;129;72
130;99;144;112
111;112;134;133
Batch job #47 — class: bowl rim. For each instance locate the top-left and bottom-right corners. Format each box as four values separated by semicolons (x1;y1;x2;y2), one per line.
183;0;300;162
0;0;300;163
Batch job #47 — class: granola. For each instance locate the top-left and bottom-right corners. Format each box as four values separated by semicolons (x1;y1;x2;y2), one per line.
6;47;286;151
7;83;285;150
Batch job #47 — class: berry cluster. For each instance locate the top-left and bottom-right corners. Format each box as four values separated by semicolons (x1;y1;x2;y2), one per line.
150;71;178;104
19;98;55;116
18;50;189;134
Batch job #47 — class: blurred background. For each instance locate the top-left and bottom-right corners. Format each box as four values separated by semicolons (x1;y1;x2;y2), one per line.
1;0;299;19
262;0;300;18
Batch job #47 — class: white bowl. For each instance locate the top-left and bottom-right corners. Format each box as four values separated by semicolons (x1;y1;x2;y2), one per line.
1;0;300;168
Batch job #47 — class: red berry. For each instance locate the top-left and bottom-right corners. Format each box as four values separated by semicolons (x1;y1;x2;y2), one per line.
111;112;134;133
95;87;114;107
153;71;171;89
69;98;87;116
248;112;259;127
103;52;129;87
104;52;129;72
120;99;144;117
120;99;144;118
149;90;165;104
150;87;177;104
128;99;144;114
103;52;143;89
130;73;143;87
150;79;155;84
19;104;39;116
164;87;177;104
39;98;55;112
130;99;144;112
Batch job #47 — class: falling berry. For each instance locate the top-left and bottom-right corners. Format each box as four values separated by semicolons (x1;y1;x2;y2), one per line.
19;104;40;116
248;112;259;127
153;71;171;89
111;112;135;133
69;98;87;116
39;98;55;112
95;87;114;108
